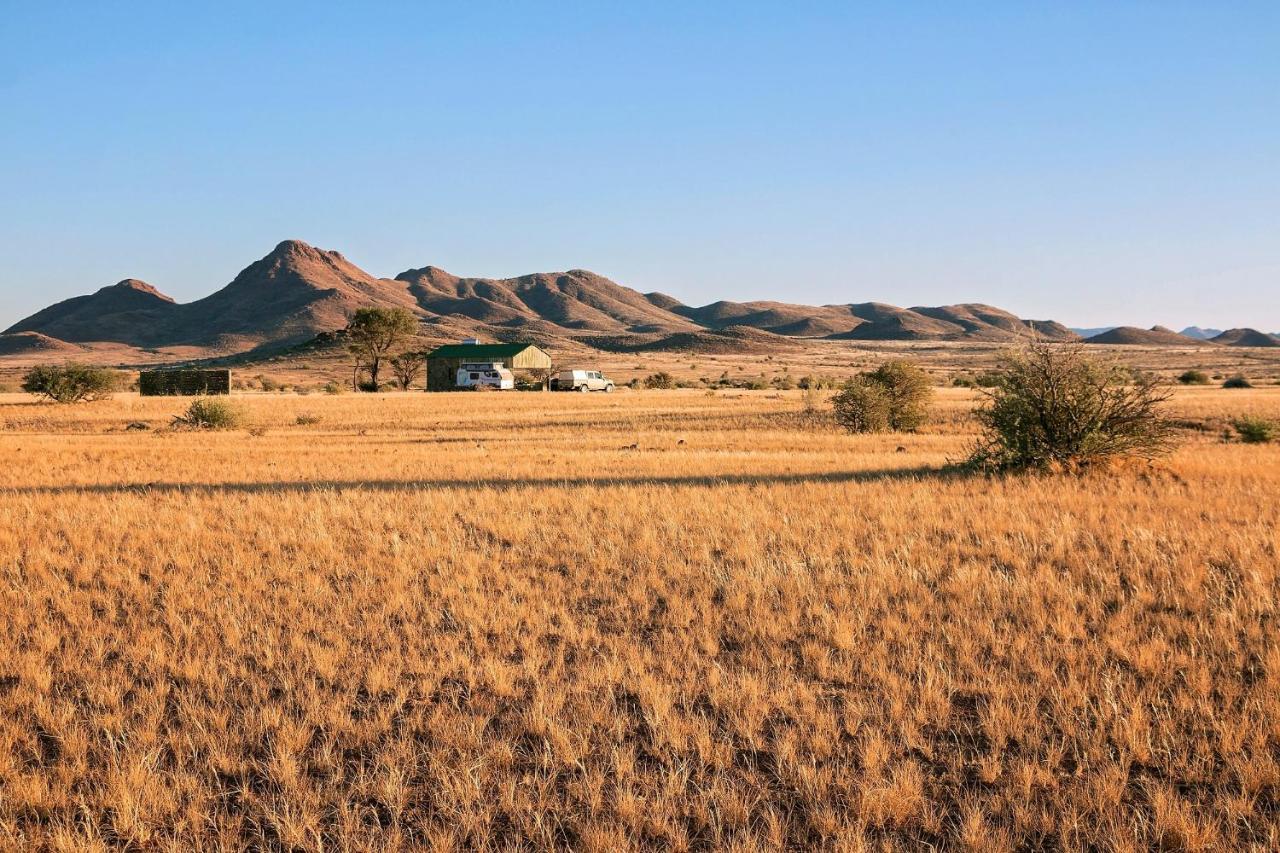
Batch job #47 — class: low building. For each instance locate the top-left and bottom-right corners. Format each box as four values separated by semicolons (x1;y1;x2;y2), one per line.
424;341;552;391
139;368;231;396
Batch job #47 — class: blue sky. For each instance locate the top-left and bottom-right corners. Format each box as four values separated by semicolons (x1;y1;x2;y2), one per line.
2;2;1278;330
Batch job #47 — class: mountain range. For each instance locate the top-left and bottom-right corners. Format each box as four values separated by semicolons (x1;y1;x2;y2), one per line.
3;240;1277;359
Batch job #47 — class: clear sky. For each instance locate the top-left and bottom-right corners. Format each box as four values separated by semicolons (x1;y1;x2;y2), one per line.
2;2;1278;330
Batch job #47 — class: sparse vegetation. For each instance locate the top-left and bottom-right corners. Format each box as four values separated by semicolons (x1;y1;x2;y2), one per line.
832;360;933;433
969;342;1175;470
21;364;119;403
171;397;243;430
0;386;1276;848
1231;415;1275;443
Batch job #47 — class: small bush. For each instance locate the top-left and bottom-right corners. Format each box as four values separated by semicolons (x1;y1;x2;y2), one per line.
643;372;675;390
969;342;1175;471
1178;370;1211;385
173;398;243;430
831;377;891;433
22;364;120;403
798;375;839;390
1223;375;1252;389
295;412;322;426
322;382;343;395
1231;416;1275;444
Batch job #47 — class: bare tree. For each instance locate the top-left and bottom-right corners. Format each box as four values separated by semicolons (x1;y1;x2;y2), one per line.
389;351;424;391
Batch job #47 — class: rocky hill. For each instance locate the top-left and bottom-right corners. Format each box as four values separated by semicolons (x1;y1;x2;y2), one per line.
3;239;1117;360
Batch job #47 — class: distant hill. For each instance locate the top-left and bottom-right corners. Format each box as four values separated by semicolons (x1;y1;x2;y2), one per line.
1180;326;1224;340
1;238;1101;360
674;299;1076;342
1084;326;1209;346
1211;328;1280;347
0;331;86;357
6;279;177;346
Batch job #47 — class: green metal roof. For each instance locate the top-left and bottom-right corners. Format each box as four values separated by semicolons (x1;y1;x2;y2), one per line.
426;342;544;359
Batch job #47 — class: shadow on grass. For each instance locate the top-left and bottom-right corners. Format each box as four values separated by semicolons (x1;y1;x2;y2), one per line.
2;466;964;497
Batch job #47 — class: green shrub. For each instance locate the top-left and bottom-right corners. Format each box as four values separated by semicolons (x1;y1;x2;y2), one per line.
21;364;120;403
831;377;892;433
173;398;243;430
643;372;675;390
1231;416;1275;444
864;361;934;431
1223;375;1252;389
1178;369;1211;385
831;361;933;434
968;342;1175;471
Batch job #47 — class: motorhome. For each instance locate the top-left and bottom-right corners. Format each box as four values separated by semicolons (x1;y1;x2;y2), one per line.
456;362;515;390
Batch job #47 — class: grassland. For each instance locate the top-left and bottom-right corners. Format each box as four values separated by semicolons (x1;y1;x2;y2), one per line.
1;386;1278;850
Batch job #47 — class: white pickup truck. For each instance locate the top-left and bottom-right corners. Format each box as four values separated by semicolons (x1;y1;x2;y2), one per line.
457;362;515;390
552;369;615;393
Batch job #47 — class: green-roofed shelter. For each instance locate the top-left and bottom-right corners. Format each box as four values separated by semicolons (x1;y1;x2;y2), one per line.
424;340;553;391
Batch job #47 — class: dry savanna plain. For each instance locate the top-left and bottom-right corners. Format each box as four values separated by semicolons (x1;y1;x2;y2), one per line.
1;378;1279;850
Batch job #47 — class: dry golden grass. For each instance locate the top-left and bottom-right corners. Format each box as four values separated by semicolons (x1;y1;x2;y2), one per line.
1;387;1278;850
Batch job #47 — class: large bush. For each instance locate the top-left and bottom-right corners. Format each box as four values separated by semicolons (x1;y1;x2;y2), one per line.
832;360;933;433
1222;375;1252;389
643;372;675;390
968;342;1175;471
831;377;891;432
21;364;120;403
1177;369;1211;385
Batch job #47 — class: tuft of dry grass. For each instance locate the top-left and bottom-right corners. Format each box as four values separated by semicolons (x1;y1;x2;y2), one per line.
0;387;1277;849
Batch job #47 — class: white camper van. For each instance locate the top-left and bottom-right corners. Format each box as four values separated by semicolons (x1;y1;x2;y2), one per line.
456;362;515;390
553;369;615;392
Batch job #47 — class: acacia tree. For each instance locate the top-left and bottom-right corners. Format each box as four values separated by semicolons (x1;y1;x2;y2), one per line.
22;364;120;403
389;351;423;391
346;308;418;391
